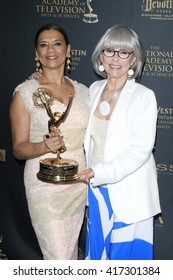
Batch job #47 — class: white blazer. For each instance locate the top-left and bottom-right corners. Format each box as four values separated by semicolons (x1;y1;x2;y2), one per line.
84;78;161;223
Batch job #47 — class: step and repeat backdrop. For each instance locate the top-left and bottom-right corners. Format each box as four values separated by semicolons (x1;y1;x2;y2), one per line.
0;0;173;259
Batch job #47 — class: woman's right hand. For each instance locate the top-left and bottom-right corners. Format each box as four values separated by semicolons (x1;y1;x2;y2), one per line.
78;168;95;183
43;128;65;154
29;69;43;80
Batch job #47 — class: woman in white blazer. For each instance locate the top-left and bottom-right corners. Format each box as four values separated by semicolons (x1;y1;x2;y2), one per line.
79;25;161;260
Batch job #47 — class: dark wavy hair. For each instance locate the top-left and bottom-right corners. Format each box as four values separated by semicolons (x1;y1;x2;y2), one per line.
34;23;69;48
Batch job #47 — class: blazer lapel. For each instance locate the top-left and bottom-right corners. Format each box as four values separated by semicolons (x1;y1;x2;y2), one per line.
106;79;136;140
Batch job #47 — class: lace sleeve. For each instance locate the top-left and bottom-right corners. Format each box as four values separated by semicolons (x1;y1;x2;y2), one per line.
13;79;39;112
70;78;89;107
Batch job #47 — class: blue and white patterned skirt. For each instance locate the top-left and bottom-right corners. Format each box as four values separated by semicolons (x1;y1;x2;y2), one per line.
85;184;153;260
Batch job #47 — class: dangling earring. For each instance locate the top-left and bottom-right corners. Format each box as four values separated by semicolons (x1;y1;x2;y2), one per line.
66;55;71;70
99;64;104;72
35;58;41;72
128;68;134;77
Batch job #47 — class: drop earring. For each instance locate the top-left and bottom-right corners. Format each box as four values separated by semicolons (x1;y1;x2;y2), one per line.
99;64;105;72
66;55;71;70
35;58;41;72
128;68;134;77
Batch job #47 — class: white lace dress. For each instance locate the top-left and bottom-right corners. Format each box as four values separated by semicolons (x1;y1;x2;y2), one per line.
14;78;89;259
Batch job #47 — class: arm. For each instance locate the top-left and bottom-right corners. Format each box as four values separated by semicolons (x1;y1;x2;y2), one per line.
9;91;64;160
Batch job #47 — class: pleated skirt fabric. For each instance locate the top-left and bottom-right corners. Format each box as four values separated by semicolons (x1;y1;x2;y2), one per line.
85;184;153;260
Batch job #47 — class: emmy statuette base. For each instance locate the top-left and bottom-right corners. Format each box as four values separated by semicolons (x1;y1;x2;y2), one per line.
37;157;79;183
83;14;98;23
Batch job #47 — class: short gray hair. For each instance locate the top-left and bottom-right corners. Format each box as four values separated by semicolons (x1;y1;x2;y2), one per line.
92;24;145;80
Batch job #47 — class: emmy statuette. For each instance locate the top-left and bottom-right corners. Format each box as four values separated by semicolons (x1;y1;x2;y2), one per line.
83;0;98;23
33;87;79;183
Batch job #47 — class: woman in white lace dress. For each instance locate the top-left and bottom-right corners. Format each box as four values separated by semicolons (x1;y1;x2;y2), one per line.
10;23;89;259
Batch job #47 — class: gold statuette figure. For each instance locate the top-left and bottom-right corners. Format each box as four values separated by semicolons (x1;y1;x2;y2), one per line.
33;87;79;183
83;0;98;23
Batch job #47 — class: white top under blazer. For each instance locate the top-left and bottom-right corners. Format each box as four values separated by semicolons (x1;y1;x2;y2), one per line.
84;78;161;224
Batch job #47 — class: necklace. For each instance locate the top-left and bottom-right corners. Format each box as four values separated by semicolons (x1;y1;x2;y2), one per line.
99;88;121;116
